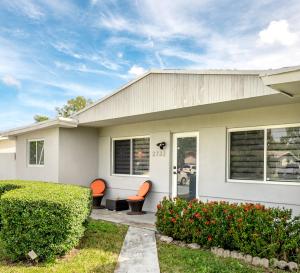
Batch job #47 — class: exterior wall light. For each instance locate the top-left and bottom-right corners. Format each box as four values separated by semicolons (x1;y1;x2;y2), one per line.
156;142;166;150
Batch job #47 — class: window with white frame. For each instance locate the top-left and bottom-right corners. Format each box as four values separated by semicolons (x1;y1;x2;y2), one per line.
28;140;44;166
113;137;150;175
228;125;300;183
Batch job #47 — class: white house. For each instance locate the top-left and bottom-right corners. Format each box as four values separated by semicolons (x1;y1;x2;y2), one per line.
2;66;300;214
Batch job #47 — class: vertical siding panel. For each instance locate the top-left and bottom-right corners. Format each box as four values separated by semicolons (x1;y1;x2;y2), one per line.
78;73;276;123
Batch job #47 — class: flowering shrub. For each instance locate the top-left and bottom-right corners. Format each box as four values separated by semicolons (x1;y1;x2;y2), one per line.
156;198;300;263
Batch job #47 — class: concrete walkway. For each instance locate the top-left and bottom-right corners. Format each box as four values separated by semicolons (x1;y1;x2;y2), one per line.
91;209;156;230
114;226;160;273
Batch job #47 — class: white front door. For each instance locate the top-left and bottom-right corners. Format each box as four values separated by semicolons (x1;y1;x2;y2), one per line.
172;132;199;200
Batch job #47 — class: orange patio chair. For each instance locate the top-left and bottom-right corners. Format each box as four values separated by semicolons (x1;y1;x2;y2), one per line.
127;180;152;215
90;178;107;208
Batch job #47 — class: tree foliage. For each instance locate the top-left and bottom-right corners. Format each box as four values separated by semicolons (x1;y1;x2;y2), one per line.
33;96;93;122
55;96;93;118
34;115;49;123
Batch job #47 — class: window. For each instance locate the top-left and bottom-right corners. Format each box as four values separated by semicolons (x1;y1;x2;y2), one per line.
267;127;300;182
228;125;300;183
230;130;264;180
28;140;44;166
113;137;150;176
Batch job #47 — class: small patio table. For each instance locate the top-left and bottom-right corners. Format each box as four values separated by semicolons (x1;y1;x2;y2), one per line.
106;198;129;211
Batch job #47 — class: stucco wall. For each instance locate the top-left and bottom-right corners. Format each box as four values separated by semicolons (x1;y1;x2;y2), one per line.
16;128;59;182
98;102;300;214
59;127;99;186
0;153;16;179
99;131;171;211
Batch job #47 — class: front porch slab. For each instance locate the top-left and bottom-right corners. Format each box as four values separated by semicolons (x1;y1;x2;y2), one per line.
91;209;156;230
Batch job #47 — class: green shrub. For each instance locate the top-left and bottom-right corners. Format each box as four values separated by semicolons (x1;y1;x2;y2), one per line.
156;198;300;263
0;180;92;262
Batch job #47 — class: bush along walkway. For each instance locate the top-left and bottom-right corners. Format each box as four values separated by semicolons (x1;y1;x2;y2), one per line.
114;226;160;273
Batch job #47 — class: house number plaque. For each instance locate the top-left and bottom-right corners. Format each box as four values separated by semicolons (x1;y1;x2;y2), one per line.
152;150;166;157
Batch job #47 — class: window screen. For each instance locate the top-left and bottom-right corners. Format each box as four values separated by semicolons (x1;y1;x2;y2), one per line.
114;139;131;174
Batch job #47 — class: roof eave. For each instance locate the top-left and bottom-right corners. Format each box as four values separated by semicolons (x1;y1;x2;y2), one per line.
1;117;78;137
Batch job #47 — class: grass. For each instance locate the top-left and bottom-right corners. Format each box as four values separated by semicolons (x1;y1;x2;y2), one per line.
0;219;128;273
157;242;287;273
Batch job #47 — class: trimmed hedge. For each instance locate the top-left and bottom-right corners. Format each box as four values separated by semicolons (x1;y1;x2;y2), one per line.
156;198;300;263
0;180;91;262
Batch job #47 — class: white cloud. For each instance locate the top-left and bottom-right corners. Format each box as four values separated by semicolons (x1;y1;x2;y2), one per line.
44;81;107;99
259;20;298;46
2;0;44;19
128;65;146;76
2;74;21;88
52;42;122;71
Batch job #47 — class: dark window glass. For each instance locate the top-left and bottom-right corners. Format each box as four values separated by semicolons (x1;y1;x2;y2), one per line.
267;127;300;182
29;141;36;165
132;138;150;175
114;140;130;174
230;130;264;180
29;140;44;165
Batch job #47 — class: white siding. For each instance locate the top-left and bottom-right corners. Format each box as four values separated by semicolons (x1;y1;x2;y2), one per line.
77;73;276;124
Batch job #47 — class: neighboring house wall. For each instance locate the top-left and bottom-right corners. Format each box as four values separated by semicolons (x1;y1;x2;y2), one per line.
98;102;300;213
58;127;99;186
16;128;59;182
0;139;16;153
0;153;16;179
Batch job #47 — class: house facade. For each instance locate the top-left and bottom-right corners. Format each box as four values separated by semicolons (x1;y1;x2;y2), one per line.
2;67;300;214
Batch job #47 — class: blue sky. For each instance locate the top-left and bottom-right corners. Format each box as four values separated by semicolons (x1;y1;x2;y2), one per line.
0;0;300;130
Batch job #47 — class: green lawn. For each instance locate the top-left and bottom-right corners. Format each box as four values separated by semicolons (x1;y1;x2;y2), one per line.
157;242;286;273
0;219;128;273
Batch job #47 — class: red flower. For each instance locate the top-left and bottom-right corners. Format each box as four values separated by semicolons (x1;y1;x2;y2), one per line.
157;204;161;209
208;235;212;241
255;204;264;210
171;217;176;223
205;221;210;225
194;213;202;219
202;207;208;213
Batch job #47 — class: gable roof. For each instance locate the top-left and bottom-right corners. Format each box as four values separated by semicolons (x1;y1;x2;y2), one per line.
74;68;282;125
73;69;264;117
